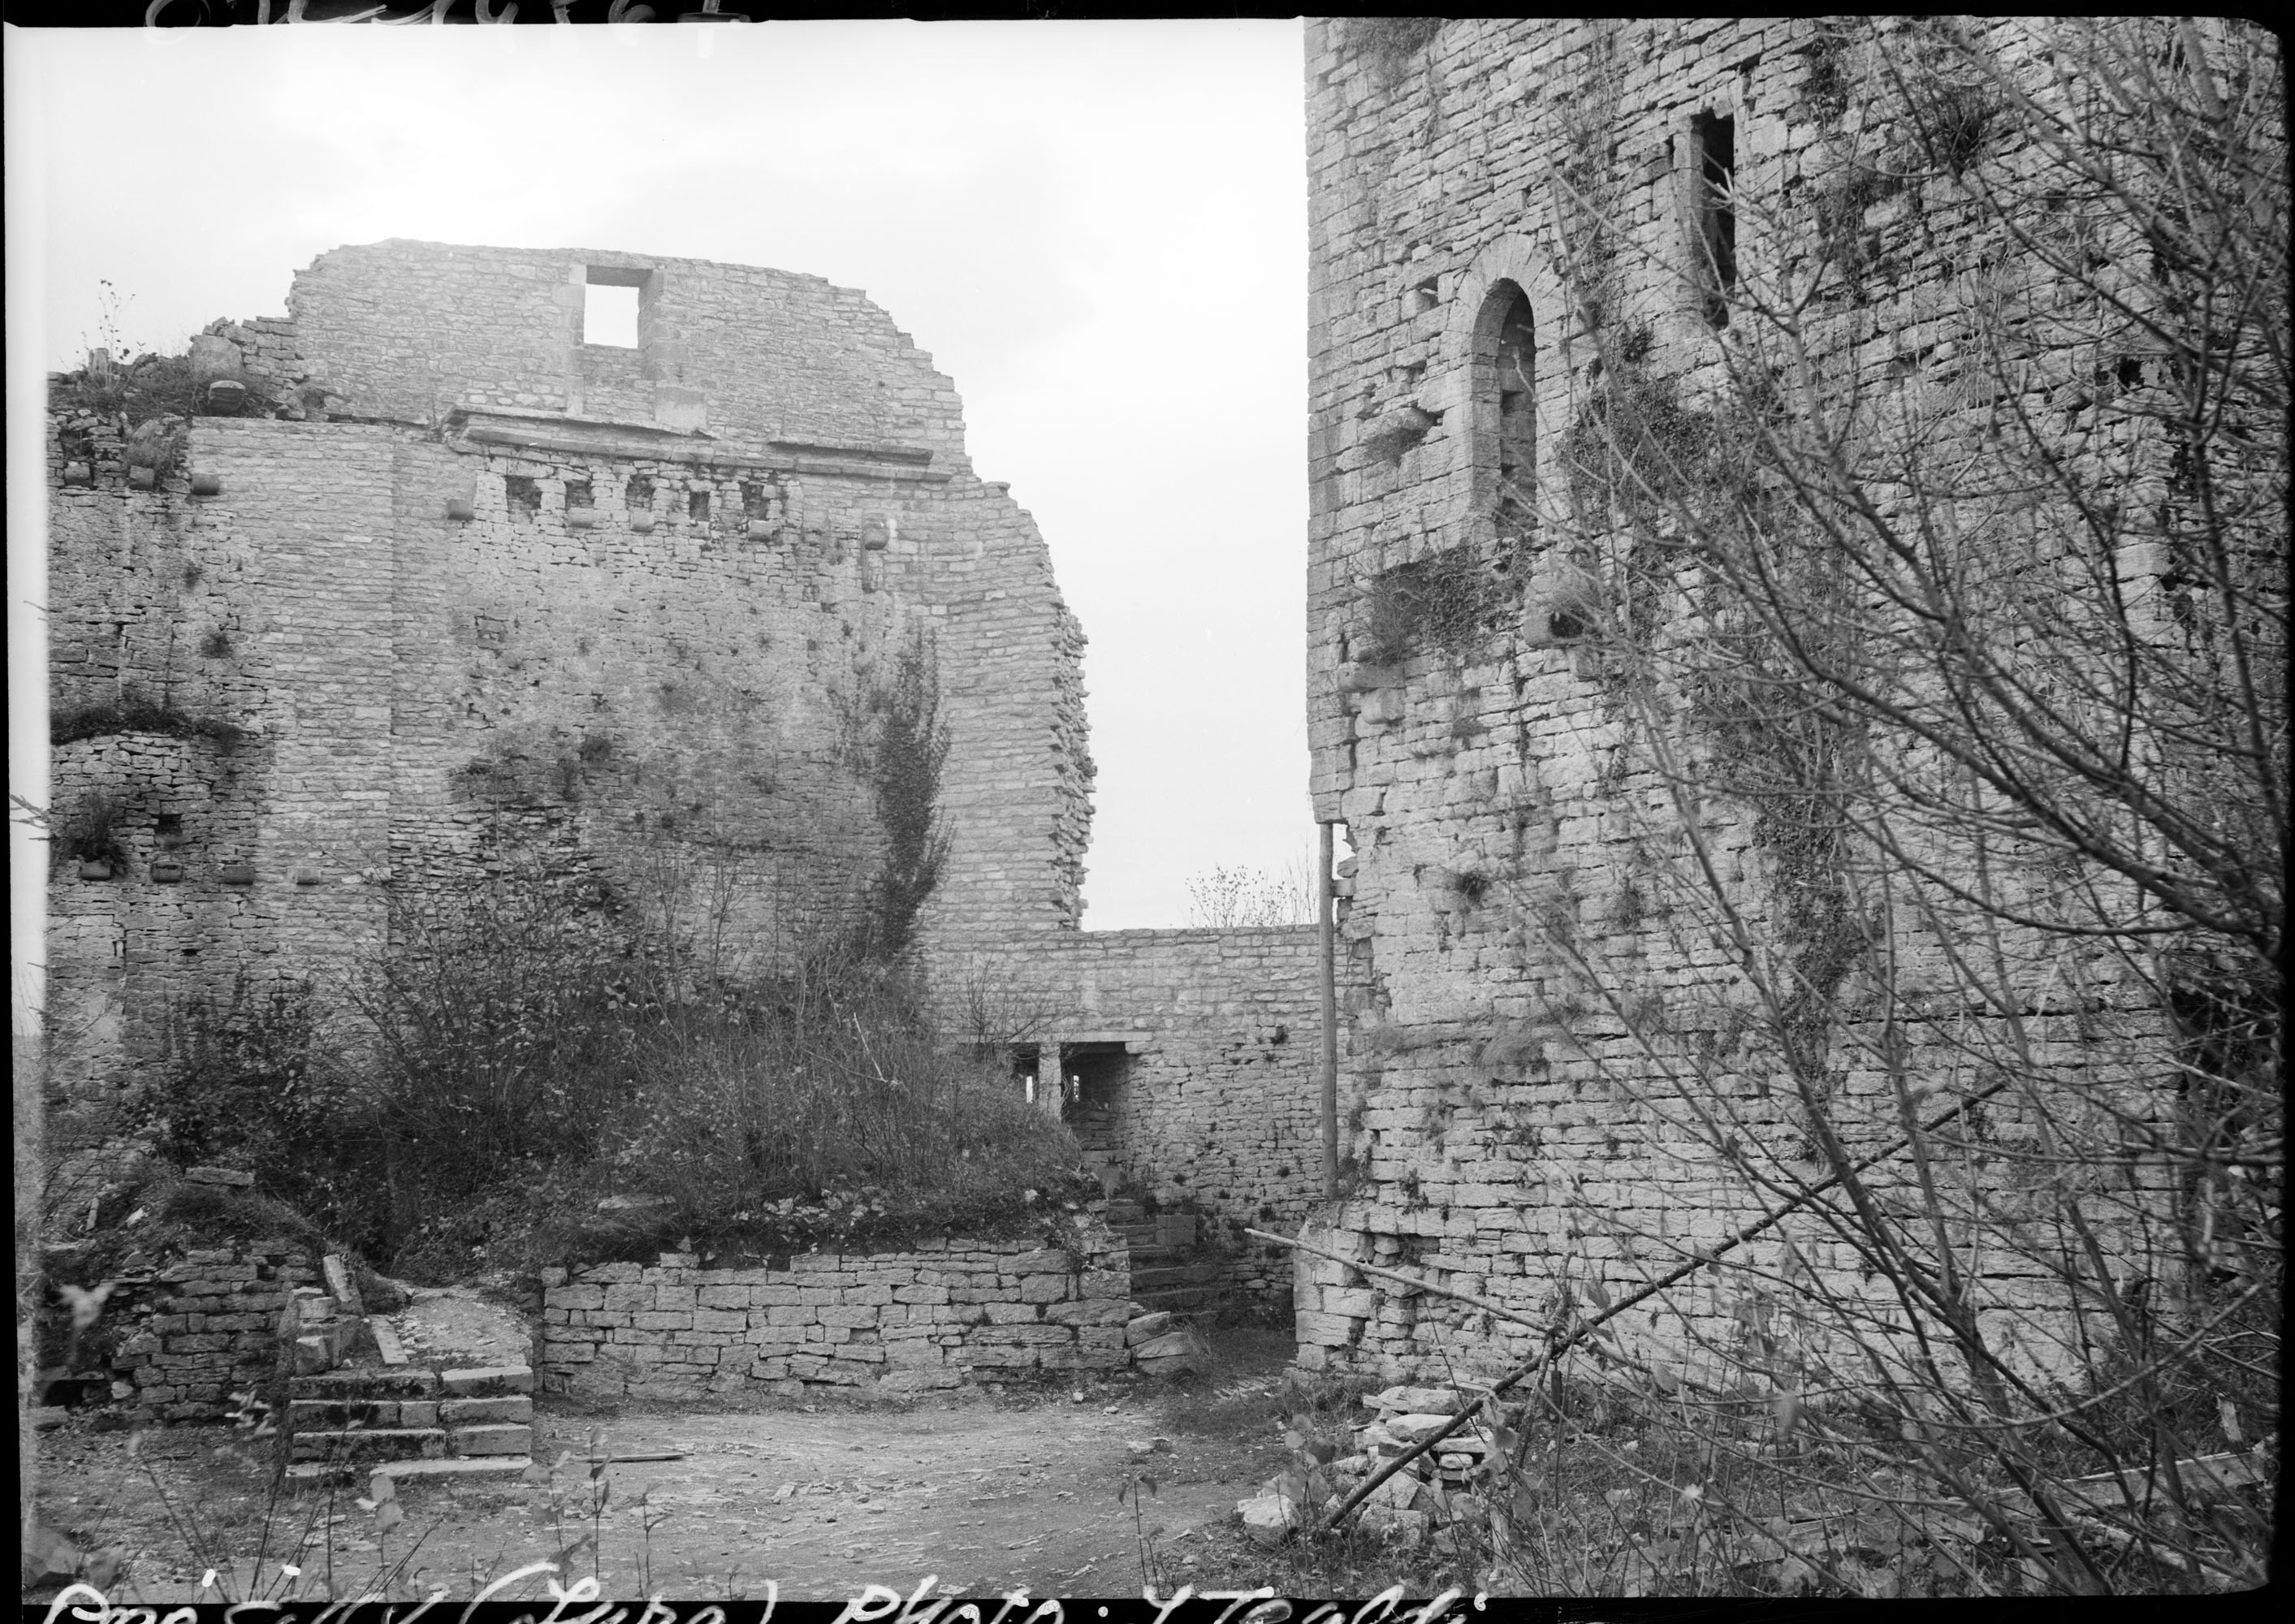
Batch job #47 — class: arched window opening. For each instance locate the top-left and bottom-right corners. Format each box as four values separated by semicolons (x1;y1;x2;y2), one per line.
1471;282;1537;555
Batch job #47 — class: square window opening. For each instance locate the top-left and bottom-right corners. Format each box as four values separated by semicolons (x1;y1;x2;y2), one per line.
583;283;640;348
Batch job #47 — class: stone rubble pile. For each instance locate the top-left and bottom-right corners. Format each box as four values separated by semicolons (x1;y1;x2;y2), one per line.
1236;1382;1506;1552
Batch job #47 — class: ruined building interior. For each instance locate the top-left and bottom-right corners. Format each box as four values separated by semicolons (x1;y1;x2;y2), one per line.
45;239;1332;1315
41;18;2276;1409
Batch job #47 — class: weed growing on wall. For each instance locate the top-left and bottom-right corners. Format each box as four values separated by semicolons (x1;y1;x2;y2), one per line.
1186;861;1316;928
50;789;129;871
1355;547;1497;666
53;689;247;749
1346;17;1447;84
846;628;953;964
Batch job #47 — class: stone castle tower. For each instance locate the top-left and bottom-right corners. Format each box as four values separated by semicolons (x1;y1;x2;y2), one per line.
1291;17;2273;1381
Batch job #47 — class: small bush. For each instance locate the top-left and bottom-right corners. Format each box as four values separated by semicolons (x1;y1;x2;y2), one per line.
845;631;953;963
1348;17;1446;79
571;959;1089;1260
51;789;128;870
51;351;223;427
140;975;380;1248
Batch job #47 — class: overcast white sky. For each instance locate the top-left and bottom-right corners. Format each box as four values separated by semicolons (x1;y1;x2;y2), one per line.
6;19;1311;948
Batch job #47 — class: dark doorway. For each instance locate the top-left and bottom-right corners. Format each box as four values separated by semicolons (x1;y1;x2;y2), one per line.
1061;1043;1133;1159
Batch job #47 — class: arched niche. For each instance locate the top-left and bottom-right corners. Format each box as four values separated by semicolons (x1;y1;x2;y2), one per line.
1439;237;1571;558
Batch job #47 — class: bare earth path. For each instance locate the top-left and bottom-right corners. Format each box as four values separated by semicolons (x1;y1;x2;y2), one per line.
34;1349;1297;1604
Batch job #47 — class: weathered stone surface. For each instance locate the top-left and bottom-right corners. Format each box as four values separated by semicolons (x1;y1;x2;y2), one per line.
1124;1311;1173;1345
441;1366;533;1397
1238;1491;1301;1547
1290;17;2184;1386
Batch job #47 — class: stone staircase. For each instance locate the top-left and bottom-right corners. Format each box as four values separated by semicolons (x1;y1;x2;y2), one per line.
1104;1198;1227;1316
283;1363;534;1485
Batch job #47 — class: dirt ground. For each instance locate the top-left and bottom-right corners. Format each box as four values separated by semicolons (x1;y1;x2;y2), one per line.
29;1327;1321;1605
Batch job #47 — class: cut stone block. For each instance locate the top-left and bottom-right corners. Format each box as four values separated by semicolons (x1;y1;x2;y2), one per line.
440;1395;532;1426
291;1398;397;1428
1124;1311;1173;1346
441;1365;534;1396
290;1427;447;1464
288;1456;530;1487
452;1423;533;1457
369;1317;408;1366
292;1367;439;1399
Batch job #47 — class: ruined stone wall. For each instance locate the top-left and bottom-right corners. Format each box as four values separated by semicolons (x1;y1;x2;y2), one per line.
953;926;1342;1307
97;1241;318;1423
285;240;968;464
44;242;1091;1139
539;1218;1132;1400
1298;18;2188;1383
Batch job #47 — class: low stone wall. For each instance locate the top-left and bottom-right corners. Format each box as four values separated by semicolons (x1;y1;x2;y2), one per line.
540;1219;1136;1398
109;1242;318;1421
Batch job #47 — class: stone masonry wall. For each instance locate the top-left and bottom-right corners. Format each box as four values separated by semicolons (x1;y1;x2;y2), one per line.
539;1217;1132;1400
953;926;1352;1308
45;242;1092;1142
102;1242;318;1423
1298;19;2183;1384
287;240;969;464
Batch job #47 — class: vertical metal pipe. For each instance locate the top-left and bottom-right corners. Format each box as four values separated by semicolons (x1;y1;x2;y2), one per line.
1319;820;1339;1199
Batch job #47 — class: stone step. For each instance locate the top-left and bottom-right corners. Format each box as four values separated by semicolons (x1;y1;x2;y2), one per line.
286;1363;532;1402
289;1416;533;1463
287;1455;532;1488
291;1367;442;1401
1130;1261;1225;1289
454;1422;533;1457
289;1393;531;1430
291;1398;432;1429
1133;1285;1225;1314
441;1365;534;1397
292;1427;447;1464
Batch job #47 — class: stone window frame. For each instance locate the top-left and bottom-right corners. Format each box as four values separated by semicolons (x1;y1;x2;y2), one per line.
579;261;657;352
1432;236;1572;556
1673;76;1754;330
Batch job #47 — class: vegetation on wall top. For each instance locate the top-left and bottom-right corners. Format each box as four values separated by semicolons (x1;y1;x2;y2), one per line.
52;693;247;749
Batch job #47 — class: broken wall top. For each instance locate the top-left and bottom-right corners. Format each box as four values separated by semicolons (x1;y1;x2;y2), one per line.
287;239;967;464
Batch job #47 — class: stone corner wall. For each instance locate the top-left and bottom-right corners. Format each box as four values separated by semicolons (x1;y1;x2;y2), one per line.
84;1241;321;1422
538;1216;1138;1400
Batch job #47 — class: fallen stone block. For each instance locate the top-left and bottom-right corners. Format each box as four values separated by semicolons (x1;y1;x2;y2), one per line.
185;1167;256;1188
368;1317;408;1366
440;1395;532;1426
1130;1328;1202;1366
1368;1470;1431;1512
1124;1311;1173;1346
1238;1491;1301;1548
1374;1384;1469;1415
1385;1411;1477;1447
